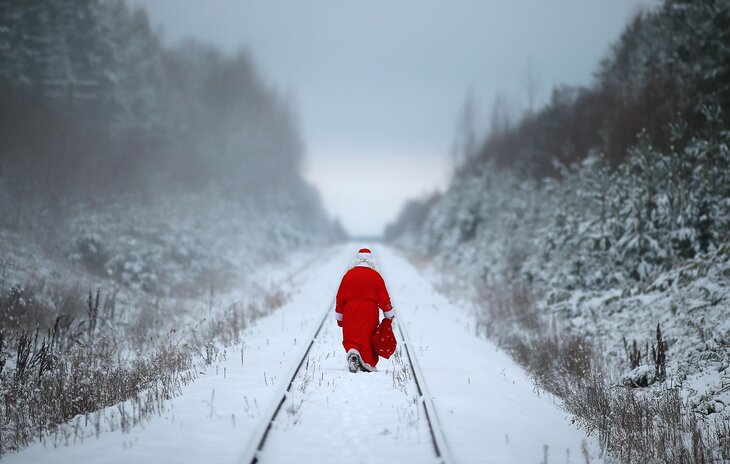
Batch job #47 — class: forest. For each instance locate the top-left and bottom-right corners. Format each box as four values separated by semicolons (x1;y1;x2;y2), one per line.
0;0;342;453
0;1;344;302
387;0;730;461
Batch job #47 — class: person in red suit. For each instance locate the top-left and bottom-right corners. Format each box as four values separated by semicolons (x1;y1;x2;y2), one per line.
335;248;395;372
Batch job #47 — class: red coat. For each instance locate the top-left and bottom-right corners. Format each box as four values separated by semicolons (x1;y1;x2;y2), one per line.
335;265;394;369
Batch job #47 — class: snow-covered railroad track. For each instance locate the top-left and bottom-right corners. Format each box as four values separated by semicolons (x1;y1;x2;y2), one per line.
395;317;454;464
238;300;453;464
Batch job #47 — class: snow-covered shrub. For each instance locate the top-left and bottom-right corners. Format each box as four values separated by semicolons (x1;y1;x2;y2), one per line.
104;244;161;293
69;231;108;275
622;365;655;388
0;283;55;330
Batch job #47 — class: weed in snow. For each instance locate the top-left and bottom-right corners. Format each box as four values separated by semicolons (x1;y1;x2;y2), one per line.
0;283;290;456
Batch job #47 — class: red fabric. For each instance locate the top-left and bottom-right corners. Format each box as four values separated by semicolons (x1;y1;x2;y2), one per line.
371;318;396;359
336;266;392;369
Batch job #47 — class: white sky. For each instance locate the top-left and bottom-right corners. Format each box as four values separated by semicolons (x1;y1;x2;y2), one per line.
130;0;659;236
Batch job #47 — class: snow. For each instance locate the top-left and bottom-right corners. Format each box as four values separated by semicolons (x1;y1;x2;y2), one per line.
378;246;600;464
258;319;438;464
4;245;352;464
622;365;656;387
6;244;599;463
390;145;730;429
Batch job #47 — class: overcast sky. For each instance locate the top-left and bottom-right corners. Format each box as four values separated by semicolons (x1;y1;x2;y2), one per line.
130;0;659;237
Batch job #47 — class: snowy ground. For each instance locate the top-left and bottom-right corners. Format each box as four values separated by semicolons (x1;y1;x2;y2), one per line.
259;308;437;464
378;247;600;464
6;244;600;464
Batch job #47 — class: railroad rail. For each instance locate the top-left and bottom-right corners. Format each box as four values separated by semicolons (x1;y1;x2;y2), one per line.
238;298;333;464
395;315;455;464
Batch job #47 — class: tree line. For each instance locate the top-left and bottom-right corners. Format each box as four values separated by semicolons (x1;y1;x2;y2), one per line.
463;0;730;178
387;0;730;255
0;0;324;230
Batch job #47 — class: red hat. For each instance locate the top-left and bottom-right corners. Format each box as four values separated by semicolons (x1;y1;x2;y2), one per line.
356;248;374;261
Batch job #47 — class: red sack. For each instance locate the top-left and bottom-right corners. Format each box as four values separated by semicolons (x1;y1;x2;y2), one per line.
370;318;397;359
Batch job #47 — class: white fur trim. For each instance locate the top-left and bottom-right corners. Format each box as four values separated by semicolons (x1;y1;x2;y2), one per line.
346;348;377;372
335;312;343;321
351;257;376;270
360;359;376;372
383;309;395;319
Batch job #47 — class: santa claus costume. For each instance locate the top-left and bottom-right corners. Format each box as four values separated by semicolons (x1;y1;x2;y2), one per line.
335;248;395;372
